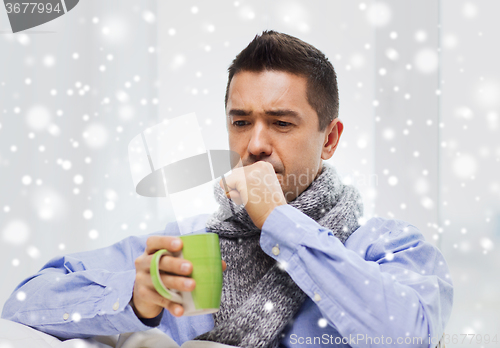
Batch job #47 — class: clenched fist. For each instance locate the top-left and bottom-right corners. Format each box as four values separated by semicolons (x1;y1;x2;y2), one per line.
221;161;287;229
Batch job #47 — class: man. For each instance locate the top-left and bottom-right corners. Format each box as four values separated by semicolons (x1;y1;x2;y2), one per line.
2;30;452;347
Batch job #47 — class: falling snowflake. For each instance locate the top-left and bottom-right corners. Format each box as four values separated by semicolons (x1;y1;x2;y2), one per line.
414;48;438;74
366;2;392;27
16;291;26;302
264;301;274;311
83;123;109;149
2;220;30;245
83;210;93;220
26;105;52;131
89;229;99;240
26;246;40;259
71;313;82;322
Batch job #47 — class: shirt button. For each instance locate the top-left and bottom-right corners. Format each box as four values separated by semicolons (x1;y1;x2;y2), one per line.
63;313;69;320
314;293;321;302
272;244;280;256
113;301;120;311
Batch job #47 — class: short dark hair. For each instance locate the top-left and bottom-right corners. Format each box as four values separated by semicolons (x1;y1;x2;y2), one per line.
225;30;339;132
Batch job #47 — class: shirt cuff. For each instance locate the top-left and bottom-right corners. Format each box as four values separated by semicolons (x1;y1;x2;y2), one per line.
260;204;327;262
138;310;164;327
98;269;160;332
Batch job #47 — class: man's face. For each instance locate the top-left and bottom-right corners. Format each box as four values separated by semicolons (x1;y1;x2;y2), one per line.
226;70;342;202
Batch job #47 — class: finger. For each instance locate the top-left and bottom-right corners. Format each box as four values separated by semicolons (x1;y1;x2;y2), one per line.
166;300;184;317
220;168;239;193
223;166;248;205
222;260;227;272
221;175;243;204
138;258;194;292
146;236;183;254
134;254;150;271
221;175;230;195
227;189;243;205
141;286;184;317
158;255;192;276
219;178;232;200
160;273;196;292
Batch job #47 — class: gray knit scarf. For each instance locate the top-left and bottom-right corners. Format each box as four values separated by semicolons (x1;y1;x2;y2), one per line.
193;163;363;348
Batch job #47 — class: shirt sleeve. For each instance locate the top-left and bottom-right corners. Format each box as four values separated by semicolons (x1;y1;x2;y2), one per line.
1;226;178;340
138;309;164;327
260;204;453;347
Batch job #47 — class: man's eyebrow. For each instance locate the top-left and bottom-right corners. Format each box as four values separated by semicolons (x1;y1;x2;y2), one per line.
265;109;300;117
228;109;300;118
228;109;250;116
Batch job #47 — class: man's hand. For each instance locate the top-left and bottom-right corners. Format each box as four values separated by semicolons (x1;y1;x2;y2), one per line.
132;236;227;319
220;161;287;229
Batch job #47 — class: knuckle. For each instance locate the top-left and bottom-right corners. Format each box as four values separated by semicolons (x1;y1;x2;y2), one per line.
176;277;186;290
161;274;174;289
160;255;172;271
160;297;170;308
135;271;147;283
162;256;184;274
165;257;178;272
134;256;142;267
258;161;268;169
137;286;148;299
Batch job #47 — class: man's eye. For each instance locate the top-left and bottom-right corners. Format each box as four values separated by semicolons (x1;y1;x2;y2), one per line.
233;121;248;127
276;121;292;127
232;121;291;128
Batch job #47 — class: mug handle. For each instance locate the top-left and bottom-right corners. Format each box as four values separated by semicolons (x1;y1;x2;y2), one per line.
150;249;184;304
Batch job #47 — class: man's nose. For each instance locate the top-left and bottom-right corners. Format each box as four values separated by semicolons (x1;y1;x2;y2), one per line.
247;122;272;159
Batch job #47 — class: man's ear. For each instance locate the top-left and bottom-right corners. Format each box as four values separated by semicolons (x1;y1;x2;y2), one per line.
321;118;344;161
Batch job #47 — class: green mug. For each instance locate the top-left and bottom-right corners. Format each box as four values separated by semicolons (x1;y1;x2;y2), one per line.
150;232;223;316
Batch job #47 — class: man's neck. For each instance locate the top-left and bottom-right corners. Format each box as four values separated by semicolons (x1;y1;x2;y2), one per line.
314;162;323;181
